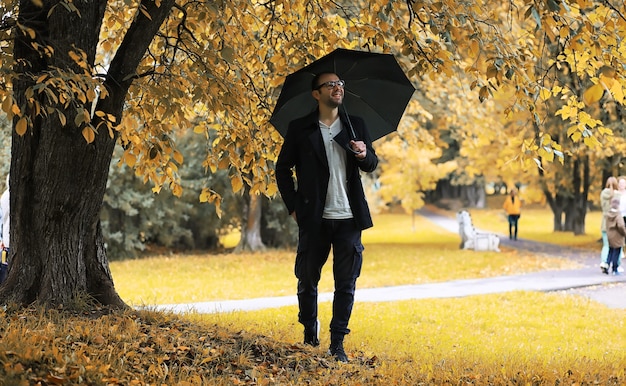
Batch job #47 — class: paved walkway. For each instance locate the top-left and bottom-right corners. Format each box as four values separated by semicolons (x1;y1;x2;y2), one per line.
155;208;626;314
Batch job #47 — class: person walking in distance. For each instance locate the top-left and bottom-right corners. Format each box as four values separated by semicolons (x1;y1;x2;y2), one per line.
503;188;522;240
600;176;619;274
275;72;378;363
605;197;625;275
616;177;626;272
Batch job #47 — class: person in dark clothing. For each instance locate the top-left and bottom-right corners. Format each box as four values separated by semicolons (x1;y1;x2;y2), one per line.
275;72;378;363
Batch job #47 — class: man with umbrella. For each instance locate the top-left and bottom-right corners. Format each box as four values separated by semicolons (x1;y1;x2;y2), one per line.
275;72;378;363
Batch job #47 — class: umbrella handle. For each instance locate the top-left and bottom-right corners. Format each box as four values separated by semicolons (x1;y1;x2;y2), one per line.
342;105;365;155
342;104;358;140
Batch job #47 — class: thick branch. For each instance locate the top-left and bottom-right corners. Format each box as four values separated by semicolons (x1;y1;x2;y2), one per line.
104;0;177;100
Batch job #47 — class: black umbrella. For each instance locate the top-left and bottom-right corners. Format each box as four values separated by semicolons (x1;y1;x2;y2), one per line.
270;48;415;141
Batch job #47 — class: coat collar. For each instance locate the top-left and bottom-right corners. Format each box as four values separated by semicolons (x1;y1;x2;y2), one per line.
301;108;355;167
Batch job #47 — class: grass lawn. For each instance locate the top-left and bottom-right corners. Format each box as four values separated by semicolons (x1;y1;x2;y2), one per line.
1;209;623;385
111;212;578;306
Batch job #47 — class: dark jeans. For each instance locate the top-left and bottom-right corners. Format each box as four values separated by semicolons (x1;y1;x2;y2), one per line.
608;246;621;272
295;218;363;336
508;214;520;239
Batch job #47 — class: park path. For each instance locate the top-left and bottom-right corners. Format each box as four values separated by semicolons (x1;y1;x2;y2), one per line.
154;208;626;314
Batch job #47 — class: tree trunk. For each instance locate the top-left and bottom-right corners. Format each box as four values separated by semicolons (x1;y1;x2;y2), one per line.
0;0;123;308
553;209;563;232
235;192;266;252
0;0;176;309
573;156;589;235
546;190;567;232
458;181;486;208
564;157;588;235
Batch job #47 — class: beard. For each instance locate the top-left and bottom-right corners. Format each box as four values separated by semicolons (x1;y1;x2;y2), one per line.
324;95;343;108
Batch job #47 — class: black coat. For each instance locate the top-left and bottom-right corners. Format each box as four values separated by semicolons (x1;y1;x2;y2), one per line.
275;109;378;231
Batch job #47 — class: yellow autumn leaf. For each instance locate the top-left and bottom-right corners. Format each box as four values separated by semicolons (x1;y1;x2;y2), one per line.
87;88;97;101
555;105;573;119
265;182;278;196
539;87;551;101
82;127;95;143
599;74;615;89
583;135;600;148
11;102;20;116
172;150;183;164
537;146;554;162
470;40;479;56
171;183;183;197
478;86;489;102
124;151;136;167
486;65;498;79
15;117;28;136
58;111;66;126
598;126;613;136
214;197;222;218
582;83;604;105
218;157;230;170
68;50;82;63
610;82;625;103
1;96;13;116
566;125;579;137
139;5;152;20
230;174;244;193
199;188;211;203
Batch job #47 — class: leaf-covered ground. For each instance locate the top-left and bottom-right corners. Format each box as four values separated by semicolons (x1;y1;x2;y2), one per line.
1;293;624;386
0;307;392;385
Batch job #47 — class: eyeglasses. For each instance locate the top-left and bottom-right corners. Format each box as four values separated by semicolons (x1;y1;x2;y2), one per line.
314;80;345;91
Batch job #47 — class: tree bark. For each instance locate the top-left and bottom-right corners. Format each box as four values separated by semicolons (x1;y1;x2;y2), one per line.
235;192;266;252
1;0;176;309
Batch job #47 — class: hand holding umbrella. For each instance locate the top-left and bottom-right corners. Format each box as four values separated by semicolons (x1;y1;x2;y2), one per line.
350;140;367;159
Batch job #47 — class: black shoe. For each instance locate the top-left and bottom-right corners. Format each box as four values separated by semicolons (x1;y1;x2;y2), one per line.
303;319;320;347
328;336;348;363
601;266;609;275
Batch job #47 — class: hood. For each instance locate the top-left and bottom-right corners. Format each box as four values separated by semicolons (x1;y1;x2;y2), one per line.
601;189;614;200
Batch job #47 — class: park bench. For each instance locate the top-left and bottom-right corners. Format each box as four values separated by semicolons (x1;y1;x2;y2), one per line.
456;210;500;252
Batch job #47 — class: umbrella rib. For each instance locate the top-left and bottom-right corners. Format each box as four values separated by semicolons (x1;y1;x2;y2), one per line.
344;89;397;127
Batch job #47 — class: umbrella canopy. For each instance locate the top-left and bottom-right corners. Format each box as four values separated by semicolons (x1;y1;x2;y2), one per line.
270;48;415;141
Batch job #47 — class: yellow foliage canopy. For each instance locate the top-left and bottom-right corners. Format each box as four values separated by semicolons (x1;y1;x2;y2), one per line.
0;0;625;207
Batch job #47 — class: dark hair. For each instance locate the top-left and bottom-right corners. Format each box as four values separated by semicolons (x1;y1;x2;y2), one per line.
311;72;337;91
